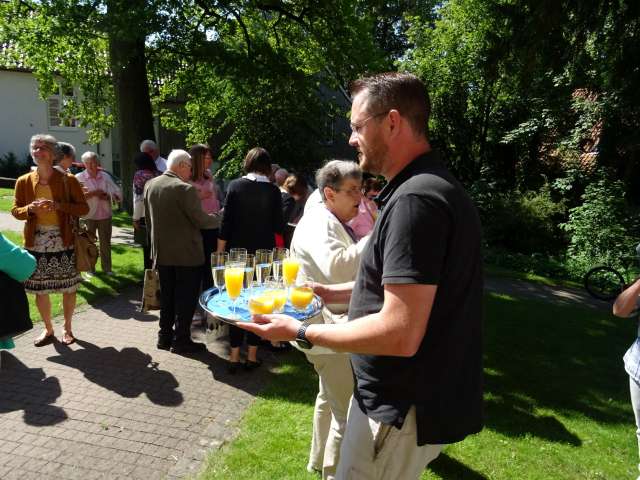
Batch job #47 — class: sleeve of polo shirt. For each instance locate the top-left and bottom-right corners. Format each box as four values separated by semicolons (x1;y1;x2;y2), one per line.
381;193;450;286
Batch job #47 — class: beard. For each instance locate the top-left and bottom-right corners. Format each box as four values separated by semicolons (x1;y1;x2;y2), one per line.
358;137;388;175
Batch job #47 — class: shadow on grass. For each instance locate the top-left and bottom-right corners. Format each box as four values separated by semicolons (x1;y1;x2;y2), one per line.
428;453;489;480
0;351;68;426
47;339;183;406
483;293;633;442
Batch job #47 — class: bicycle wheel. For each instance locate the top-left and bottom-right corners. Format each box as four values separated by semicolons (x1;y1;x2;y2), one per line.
584;266;626;301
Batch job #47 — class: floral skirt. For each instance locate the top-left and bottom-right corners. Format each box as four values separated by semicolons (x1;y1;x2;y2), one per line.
25;225;82;294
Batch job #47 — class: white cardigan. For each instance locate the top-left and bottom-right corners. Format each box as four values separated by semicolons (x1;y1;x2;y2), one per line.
290;204;369;353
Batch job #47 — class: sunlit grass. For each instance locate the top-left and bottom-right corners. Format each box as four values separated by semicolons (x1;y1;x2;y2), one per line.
2;230;143;319
199;293;637;479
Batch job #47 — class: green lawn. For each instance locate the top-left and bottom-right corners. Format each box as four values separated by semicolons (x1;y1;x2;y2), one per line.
2;230;143;319
0;187;14;211
199;293;637;480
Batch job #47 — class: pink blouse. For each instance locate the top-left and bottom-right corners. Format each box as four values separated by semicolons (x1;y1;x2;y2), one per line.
348;198;378;240
190;175;220;215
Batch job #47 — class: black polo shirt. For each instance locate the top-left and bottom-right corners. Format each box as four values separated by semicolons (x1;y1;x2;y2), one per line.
348;150;484;445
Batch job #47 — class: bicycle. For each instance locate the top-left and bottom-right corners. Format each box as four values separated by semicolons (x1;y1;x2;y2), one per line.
584;244;640;301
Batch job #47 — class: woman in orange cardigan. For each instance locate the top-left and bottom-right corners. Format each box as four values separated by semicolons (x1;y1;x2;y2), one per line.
12;134;89;346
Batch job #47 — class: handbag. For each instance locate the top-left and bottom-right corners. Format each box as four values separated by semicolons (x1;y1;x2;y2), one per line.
63;175;99;272
141;267;161;312
0;272;33;337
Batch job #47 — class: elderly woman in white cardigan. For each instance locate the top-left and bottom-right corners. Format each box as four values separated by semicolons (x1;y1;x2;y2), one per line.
290;160;370;479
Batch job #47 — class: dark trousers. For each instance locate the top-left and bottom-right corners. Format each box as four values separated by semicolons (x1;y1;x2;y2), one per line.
229;325;261;349
200;228;218;292
157;265;202;345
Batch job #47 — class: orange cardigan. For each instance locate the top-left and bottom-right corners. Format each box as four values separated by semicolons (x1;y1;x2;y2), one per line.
11;169;89;248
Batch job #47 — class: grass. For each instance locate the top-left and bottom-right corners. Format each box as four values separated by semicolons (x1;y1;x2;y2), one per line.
0;187;14;211
1;230;143;319
199;292;637;480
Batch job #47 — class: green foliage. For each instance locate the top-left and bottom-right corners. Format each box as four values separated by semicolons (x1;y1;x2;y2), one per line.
561;174;638;276
471;176;567;255
0;152;30;178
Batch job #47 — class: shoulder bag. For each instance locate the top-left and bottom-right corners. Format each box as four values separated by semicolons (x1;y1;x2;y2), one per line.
62;175;99;272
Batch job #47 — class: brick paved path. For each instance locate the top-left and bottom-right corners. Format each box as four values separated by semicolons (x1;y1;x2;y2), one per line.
0;288;276;480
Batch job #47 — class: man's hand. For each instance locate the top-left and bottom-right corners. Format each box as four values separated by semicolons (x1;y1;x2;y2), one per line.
235;314;300;342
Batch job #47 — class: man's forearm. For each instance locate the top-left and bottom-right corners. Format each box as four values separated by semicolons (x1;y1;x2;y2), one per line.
317;281;354;304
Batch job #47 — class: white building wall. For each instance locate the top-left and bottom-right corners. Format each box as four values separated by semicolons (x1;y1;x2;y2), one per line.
0;69;114;173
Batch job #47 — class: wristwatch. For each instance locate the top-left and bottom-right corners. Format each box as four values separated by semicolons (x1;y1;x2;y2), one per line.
295;321;313;349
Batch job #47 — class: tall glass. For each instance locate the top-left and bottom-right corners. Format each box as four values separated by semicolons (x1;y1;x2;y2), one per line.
272;247;289;283
255;249;273;285
243;254;256;290
282;253;300;288
211;252;229;304
224;260;245;317
230;248;248;262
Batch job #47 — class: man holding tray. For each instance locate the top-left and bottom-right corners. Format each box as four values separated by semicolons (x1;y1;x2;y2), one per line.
238;72;484;480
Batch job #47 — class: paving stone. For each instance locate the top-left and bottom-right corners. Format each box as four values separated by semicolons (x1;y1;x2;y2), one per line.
0;286;273;479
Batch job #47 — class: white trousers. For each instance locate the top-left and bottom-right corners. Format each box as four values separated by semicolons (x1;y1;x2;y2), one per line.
336;397;443;480
306;352;354;480
629;376;640;479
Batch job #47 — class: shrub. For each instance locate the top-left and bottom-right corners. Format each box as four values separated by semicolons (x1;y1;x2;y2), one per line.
471;180;568;255
561;174;638;277
0;152;30;178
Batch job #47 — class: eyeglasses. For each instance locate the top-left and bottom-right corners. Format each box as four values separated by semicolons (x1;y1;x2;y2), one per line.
350;111;388;135
334;187;362;197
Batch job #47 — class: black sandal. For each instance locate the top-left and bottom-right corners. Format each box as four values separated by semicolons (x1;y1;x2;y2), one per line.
34;332;55;347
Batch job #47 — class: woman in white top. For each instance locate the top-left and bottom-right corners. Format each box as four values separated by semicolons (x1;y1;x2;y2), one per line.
290;160;369;479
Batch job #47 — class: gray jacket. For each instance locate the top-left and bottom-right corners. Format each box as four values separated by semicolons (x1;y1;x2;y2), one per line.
144;171;220;267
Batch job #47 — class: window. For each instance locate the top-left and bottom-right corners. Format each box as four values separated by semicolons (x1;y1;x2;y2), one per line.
48;85;78;129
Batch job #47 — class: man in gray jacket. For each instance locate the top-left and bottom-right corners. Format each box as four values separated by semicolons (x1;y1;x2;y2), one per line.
144;149;220;353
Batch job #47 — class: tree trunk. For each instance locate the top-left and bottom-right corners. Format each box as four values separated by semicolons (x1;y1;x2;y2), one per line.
108;31;155;212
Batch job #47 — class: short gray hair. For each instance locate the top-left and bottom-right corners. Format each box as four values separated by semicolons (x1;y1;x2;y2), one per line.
274;168;289;186
30;133;57;151
316;160;362;201
81;151;99;164
167;149;191;169
139;139;157;152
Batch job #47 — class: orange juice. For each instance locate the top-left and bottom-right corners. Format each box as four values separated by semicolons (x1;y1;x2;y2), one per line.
290;286;314;310
248;295;275;314
267;289;287;312
282;258;299;286
224;267;244;299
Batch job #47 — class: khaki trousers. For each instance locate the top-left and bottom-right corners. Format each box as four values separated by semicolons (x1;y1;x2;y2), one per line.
336;397;443;480
306;352;354;480
84;218;113;272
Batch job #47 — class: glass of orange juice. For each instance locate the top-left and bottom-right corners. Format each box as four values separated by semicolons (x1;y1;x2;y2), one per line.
248;293;276;315
290;286;314;313
282;254;300;287
224;260;245;317
264;277;287;313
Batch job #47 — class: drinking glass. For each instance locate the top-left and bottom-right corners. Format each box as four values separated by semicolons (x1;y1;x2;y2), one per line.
255;249;273;285
243;254;256;290
248;283;276;315
264;276;287;313
272;247;289;283
211;251;229;304
289;273;314;313
282;253;300;288
224;260;245;317
229;248;248;262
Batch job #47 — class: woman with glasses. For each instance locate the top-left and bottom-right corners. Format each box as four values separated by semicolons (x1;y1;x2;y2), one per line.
289;159;370;478
11;134;89;346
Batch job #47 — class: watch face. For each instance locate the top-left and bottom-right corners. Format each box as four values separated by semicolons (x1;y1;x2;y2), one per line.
296;338;312;350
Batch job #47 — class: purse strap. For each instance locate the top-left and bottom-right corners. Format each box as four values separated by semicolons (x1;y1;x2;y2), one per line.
61;174;79;233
